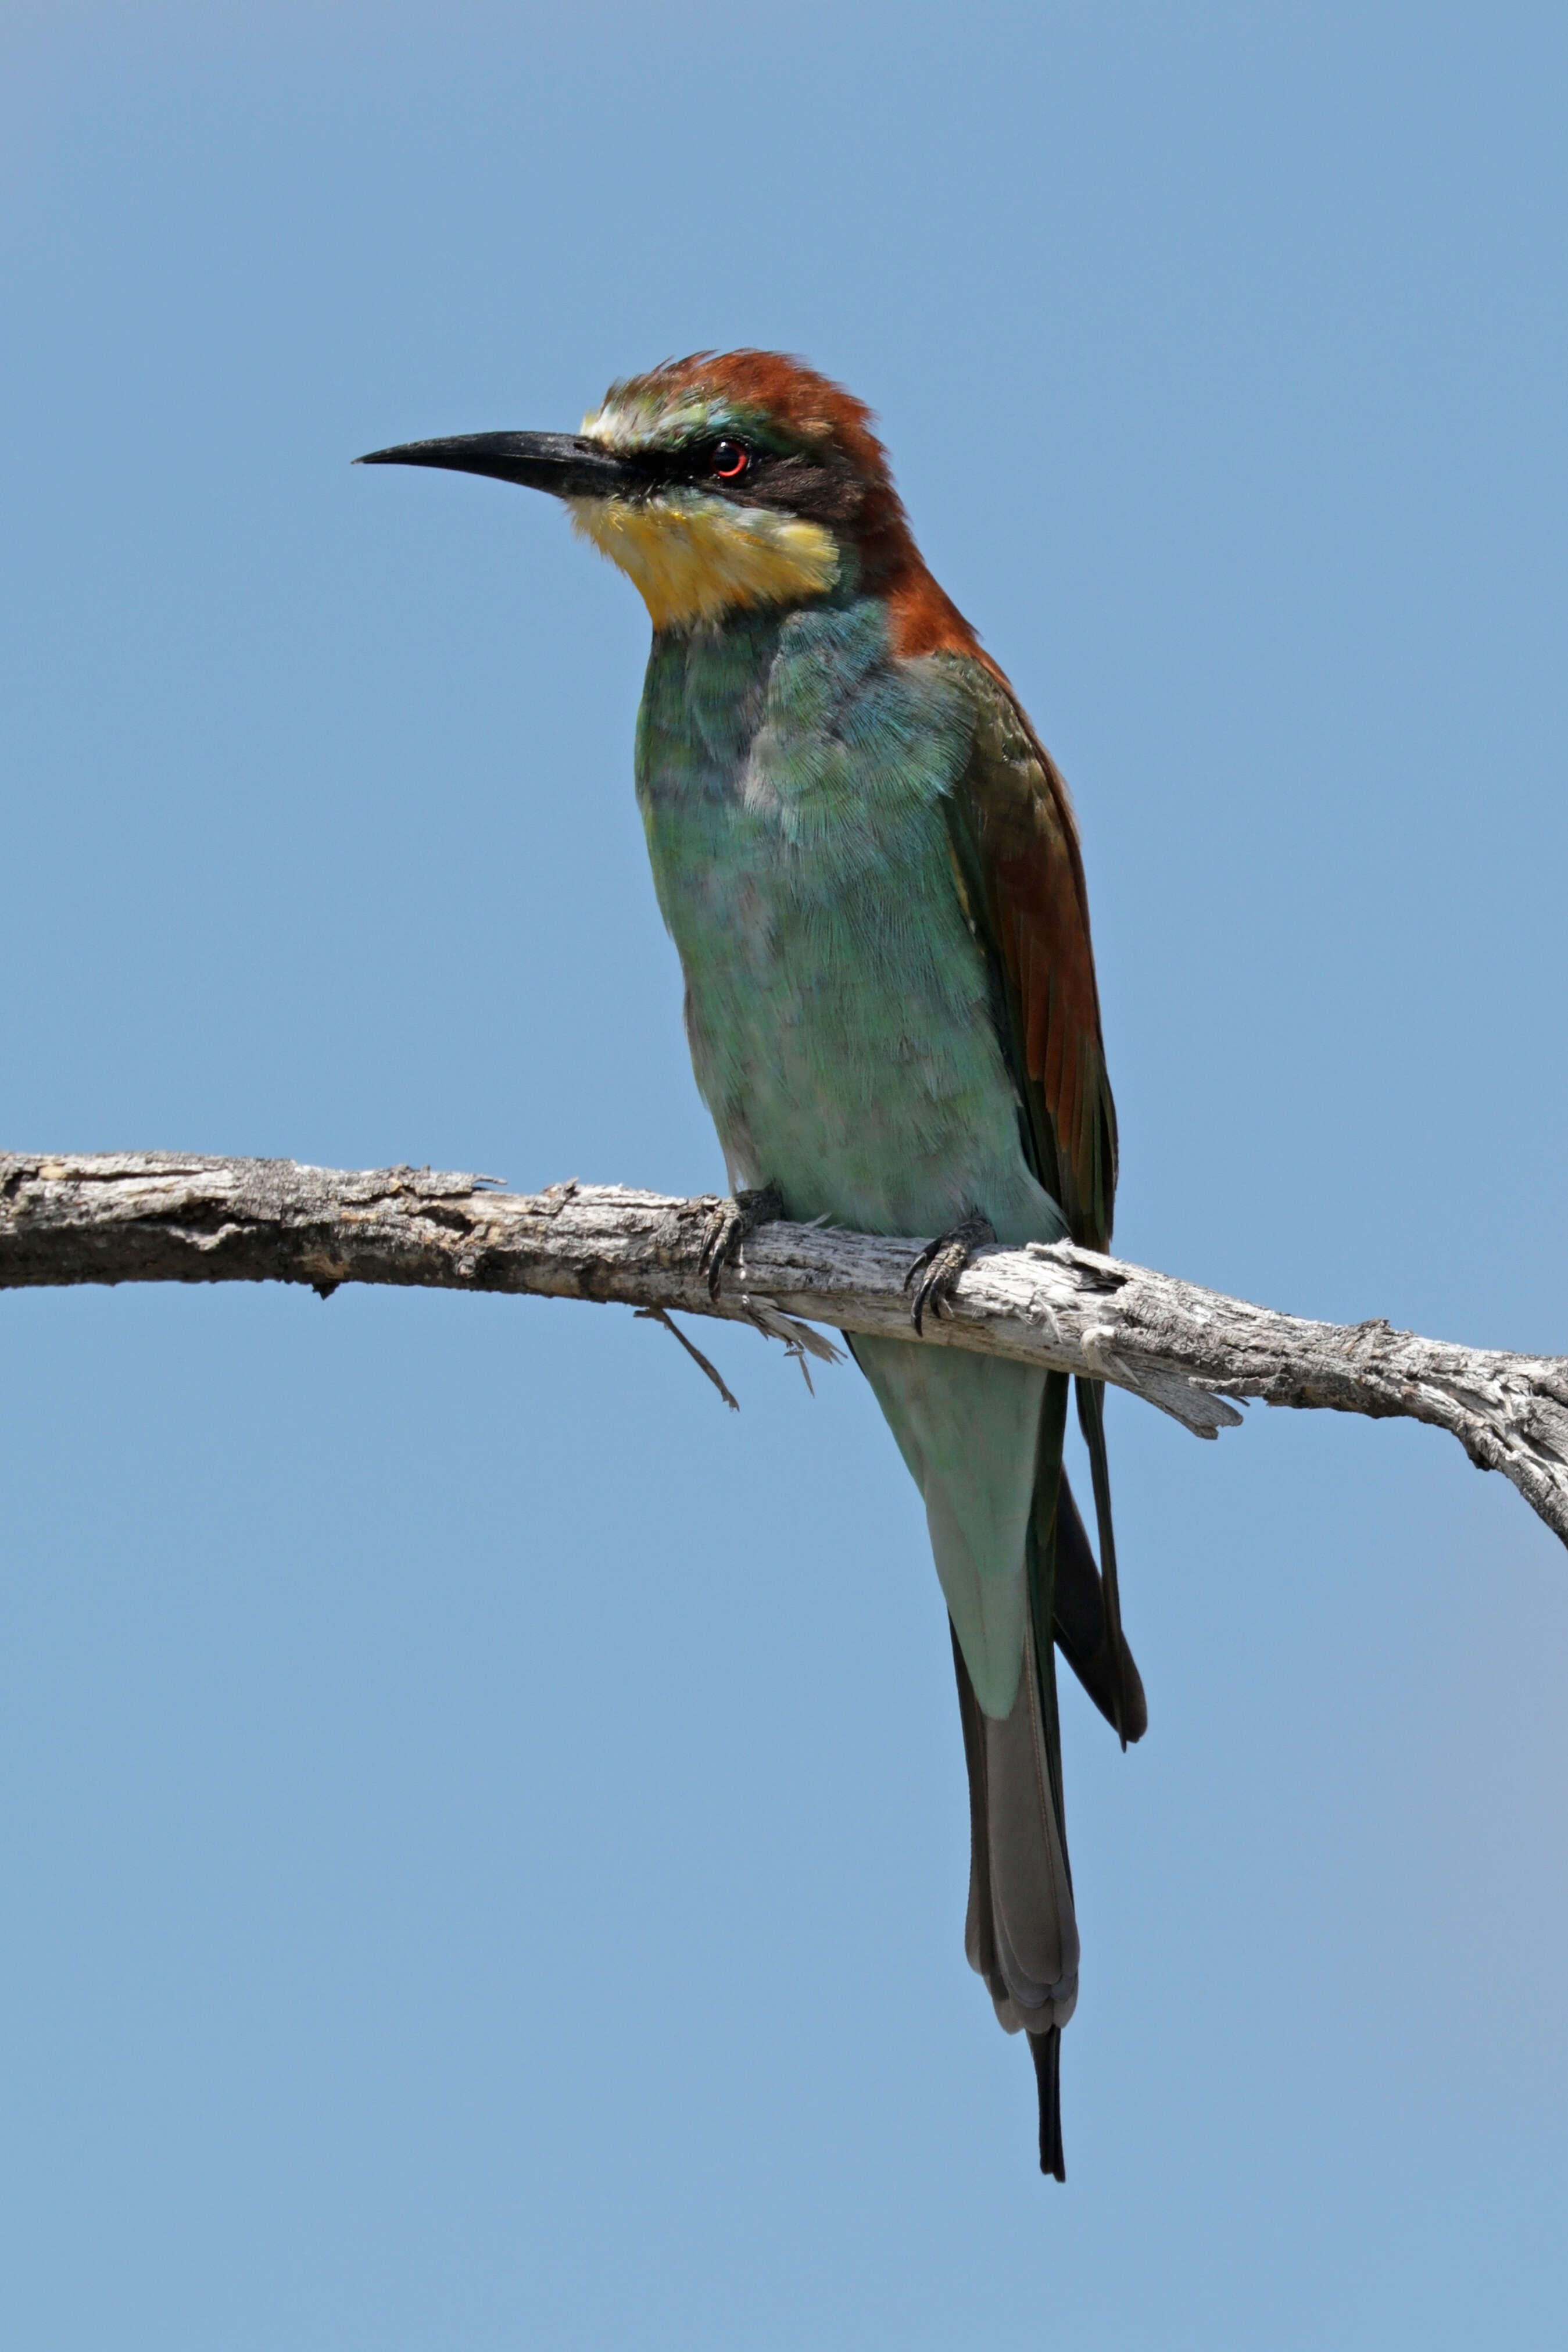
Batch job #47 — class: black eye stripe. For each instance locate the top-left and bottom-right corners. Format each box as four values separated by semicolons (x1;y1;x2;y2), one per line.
623;438;847;512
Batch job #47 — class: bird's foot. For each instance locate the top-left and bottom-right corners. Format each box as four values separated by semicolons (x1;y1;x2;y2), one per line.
904;1211;997;1335
698;1183;785;1300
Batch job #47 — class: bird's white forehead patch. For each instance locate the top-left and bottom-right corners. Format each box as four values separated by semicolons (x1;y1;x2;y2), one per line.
582;387;741;453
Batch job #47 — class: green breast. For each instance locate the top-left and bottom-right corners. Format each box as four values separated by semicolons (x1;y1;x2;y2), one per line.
635;597;1066;1248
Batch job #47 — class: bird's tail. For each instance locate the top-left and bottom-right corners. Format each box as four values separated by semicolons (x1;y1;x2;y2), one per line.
950;1605;1077;2179
950;1372;1082;2179
950;1372;1144;2178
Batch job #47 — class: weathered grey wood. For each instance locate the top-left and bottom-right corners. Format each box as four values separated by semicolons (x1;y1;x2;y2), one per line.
5;1150;1567;1546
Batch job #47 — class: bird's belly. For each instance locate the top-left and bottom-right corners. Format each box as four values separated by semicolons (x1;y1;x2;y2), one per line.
658;821;1064;1248
664;828;1062;1711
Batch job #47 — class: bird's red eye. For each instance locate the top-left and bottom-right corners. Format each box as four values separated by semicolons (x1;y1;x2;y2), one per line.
710;439;751;480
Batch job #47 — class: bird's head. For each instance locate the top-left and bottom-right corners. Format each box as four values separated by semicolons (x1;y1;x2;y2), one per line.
360;350;973;647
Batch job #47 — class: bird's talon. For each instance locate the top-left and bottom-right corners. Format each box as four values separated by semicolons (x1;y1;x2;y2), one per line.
699;1182;785;1299
905;1211;996;1335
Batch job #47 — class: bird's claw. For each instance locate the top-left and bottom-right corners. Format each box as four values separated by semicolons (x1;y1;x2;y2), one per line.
904;1211;996;1335
698;1182;785;1300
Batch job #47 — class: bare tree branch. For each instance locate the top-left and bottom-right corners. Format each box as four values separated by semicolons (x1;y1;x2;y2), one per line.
5;1150;1566;1546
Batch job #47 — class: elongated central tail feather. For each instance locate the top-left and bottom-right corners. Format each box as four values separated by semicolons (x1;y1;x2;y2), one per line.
1028;2025;1065;2181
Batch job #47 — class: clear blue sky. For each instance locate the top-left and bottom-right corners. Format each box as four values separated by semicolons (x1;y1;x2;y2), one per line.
3;4;1566;2346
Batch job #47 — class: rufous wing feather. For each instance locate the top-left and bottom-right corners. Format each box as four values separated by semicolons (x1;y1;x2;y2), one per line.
941;660;1118;1250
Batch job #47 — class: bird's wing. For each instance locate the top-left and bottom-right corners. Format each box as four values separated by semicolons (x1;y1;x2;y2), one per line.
939;655;1140;1746
939;656;1118;1251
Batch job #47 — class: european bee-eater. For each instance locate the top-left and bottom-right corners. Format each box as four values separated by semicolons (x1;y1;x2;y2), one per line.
361;352;1144;2179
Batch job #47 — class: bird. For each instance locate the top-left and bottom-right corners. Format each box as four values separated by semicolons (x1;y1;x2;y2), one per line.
360;352;1145;2179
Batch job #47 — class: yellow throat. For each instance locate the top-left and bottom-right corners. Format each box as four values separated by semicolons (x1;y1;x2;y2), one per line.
567;492;840;630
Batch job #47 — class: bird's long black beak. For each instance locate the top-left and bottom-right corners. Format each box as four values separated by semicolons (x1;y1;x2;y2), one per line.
355;430;646;499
